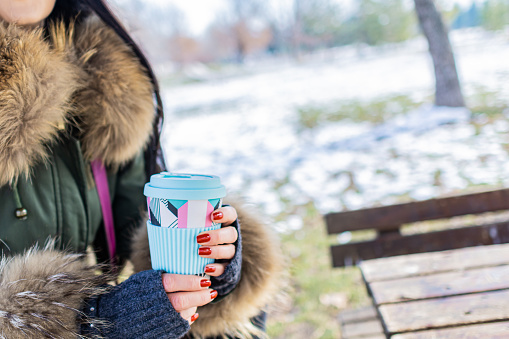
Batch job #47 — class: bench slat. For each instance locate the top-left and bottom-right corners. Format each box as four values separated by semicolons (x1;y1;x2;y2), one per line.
370;265;509;304
339;306;379;324
326;188;509;234
379;289;509;333
342;319;385;338
331;221;509;267
391;321;509;339
339;306;385;338
361;243;509;282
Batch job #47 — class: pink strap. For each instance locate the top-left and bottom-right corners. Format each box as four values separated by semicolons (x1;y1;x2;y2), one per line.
91;160;116;265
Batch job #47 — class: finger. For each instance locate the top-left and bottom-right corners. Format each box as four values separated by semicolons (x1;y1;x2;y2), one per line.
162;274;212;293
179;306;197;321
168;289;218;312
198;244;236;260
211;206;238;226
197;226;238;246
204;263;228;277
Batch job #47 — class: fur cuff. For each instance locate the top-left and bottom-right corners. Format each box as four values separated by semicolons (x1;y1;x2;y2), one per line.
130;200;285;338
0;243;109;338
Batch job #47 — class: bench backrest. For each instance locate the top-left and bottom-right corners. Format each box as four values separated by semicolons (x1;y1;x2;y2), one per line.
325;188;509;267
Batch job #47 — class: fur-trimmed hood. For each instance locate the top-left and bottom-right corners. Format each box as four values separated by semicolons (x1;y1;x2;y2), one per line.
0;17;155;187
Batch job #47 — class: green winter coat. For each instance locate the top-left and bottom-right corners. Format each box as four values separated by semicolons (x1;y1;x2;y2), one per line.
0;132;146;260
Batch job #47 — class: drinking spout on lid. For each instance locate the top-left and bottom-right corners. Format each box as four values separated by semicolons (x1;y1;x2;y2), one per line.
162;173;192;179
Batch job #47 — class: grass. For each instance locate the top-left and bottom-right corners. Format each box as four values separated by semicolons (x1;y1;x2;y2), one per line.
266;201;370;339
296;87;509;132
468;85;509;118
296;94;423;130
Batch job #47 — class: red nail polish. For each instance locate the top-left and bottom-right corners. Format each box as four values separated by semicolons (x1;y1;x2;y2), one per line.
199;247;212;256
200;279;211;288
212;211;223;221
191;313;199;322
210;290;218;299
197;234;211;244
204;265;216;273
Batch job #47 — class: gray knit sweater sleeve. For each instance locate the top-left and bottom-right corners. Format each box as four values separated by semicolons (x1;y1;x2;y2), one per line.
81;270;190;338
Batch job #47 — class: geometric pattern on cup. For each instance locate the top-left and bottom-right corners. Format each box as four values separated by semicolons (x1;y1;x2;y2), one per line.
209;198;221;228
209;198;221;211
179;200;210;228
148;198;223;229
148;197;160;226
160;199;178;228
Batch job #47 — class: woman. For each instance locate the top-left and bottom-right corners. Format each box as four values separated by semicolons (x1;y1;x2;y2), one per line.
0;0;284;338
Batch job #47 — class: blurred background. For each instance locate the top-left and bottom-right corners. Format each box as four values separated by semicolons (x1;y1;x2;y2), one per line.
109;0;509;337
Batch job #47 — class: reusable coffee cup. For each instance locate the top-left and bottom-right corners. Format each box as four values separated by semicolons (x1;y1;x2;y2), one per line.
144;173;226;275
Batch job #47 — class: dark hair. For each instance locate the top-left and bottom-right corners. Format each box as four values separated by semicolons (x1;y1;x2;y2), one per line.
47;0;165;180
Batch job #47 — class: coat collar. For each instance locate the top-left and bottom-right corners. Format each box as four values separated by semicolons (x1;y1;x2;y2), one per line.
0;16;155;187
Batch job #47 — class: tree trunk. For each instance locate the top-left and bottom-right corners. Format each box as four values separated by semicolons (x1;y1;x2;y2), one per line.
414;0;465;107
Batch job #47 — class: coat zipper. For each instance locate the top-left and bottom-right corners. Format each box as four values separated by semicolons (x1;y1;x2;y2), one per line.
50;154;63;249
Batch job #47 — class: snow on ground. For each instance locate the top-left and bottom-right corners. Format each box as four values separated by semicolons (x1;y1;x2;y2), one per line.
160;28;509;231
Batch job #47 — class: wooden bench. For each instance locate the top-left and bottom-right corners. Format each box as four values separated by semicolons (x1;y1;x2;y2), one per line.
325;188;509;338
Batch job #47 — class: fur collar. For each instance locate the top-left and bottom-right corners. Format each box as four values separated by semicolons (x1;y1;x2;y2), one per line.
0;17;155;187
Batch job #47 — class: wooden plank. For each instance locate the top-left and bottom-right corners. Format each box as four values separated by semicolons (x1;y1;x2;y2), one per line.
339;306;378;324
391;321;509;339
361;243;509;282
331;222;509;267
379;289;509;334
342;319;384;338
326;188;509;234
369;265;509;305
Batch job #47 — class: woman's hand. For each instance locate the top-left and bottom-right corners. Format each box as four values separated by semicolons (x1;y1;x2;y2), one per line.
161;206;238;325
162;273;217;324
196;206;239;277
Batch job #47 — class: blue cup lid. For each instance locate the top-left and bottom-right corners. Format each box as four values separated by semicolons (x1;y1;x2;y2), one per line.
144;172;226;200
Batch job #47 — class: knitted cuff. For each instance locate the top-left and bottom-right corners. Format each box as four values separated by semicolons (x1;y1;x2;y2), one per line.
81;270;190;339
210;218;242;297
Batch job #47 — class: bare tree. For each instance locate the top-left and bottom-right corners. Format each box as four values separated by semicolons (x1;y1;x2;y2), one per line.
225;0;269;62
204;20;237;61
168;36;201;66
414;0;465;107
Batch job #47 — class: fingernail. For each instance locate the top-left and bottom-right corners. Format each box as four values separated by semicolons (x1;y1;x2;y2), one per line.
199;247;212;256
197;234;211;244
212;211;223;221
210;290;218;299
191;313;199;322
204;265;216;273
200;279;211;288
